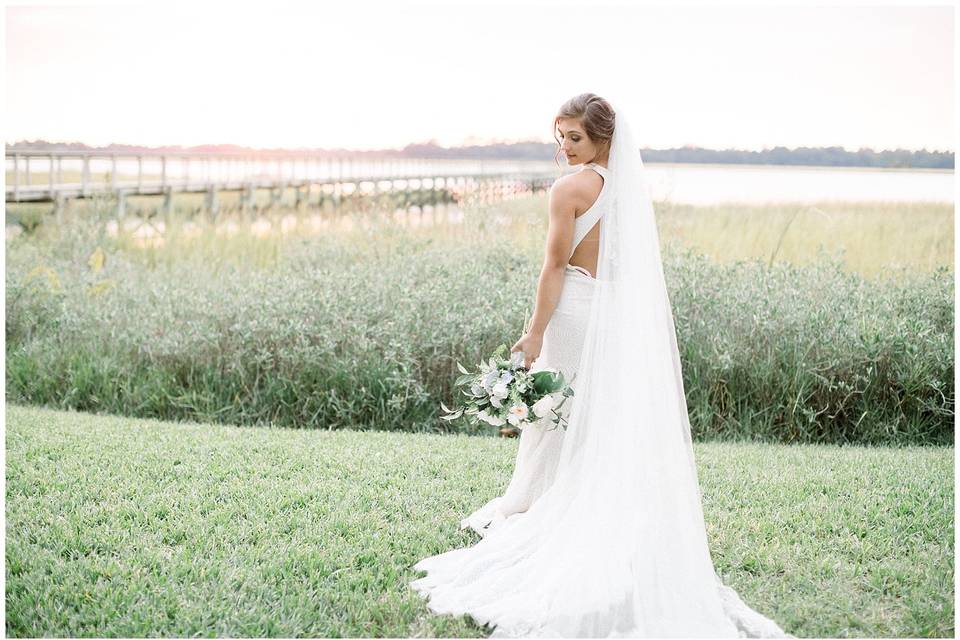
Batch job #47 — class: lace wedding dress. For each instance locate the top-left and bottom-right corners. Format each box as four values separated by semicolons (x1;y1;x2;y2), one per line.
410;156;794;638
458;162;610;539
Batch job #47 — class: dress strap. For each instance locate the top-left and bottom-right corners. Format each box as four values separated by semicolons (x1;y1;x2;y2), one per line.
569;206;604;259
582;162;611;177
568;161;610;259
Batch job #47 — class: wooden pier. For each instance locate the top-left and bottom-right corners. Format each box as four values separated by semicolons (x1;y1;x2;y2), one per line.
5;150;561;216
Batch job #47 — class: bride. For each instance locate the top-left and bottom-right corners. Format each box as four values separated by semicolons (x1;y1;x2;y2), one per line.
410;93;793;638
459;106;607;536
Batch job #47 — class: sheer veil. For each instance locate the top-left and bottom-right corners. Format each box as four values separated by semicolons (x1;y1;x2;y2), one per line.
411;102;793;638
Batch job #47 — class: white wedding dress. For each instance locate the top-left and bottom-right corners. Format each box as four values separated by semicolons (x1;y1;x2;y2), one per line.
410;161;793;638
458;162;609;539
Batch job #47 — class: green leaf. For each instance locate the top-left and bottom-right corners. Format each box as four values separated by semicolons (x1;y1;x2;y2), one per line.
457;361;470;375
530;370;564;394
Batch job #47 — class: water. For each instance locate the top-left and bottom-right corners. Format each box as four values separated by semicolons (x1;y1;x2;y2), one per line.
7;155;954;204
643;163;953;204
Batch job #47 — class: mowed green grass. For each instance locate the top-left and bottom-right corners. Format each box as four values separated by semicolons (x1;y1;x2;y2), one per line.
5;404;953;638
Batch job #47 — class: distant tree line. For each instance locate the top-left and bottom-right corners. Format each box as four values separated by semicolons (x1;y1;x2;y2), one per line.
643;145;953;169
7;139;953;169
398;141;955;169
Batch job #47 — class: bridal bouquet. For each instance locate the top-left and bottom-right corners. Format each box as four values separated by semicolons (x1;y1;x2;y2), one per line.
440;344;574;432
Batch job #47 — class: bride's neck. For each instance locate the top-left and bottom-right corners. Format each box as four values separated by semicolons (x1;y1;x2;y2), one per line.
590;150;610;167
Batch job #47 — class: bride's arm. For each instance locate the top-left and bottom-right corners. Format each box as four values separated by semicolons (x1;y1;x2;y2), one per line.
510;178;578;369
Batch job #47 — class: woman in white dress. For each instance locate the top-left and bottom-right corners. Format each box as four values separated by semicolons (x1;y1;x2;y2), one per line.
411;93;793;638
459;115;611;538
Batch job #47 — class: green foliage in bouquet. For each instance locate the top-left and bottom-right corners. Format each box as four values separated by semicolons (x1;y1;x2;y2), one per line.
440;343;575;432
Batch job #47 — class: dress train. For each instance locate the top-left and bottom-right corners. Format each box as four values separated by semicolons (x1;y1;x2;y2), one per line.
412;266;793;638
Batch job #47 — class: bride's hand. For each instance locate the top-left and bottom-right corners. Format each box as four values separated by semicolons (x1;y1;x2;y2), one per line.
510;332;543;370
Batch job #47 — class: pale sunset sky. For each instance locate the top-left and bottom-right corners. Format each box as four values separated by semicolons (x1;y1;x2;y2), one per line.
4;0;955;152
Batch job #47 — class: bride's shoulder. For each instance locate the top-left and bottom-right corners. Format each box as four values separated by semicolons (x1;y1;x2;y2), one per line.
550;168;603;205
548;175;577;212
552;168;600;194
548;172;598;219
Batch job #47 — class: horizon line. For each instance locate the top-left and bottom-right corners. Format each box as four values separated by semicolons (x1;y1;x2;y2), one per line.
5;139;954;155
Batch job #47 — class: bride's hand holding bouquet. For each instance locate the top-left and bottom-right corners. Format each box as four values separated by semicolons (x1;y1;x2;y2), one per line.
509;331;542;371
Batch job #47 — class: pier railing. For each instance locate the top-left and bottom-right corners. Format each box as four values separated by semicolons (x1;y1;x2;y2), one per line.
5;149;562;206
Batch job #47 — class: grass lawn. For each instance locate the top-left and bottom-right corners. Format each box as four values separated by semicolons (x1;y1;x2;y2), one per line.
5;403;954;637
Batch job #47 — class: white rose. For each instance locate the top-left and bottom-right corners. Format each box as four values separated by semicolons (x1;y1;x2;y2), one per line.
507;402;529;426
491;382;509;400
531;394;556;418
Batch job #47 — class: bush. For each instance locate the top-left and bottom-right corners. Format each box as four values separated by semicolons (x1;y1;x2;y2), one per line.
5;200;953;444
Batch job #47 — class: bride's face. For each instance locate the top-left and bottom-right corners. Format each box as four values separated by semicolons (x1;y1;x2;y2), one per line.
557;117;597;165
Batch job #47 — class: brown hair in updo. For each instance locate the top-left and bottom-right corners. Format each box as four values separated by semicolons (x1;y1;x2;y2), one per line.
553;93;616;166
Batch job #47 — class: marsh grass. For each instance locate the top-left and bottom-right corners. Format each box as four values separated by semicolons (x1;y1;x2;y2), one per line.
4;194;953;443
656;199;954;278
4;404;953;637
8;193;952;276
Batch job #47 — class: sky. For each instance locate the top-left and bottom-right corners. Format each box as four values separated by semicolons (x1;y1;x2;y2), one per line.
3;1;955;152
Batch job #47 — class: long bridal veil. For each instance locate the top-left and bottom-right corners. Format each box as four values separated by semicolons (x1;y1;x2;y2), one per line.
410;102;793;638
